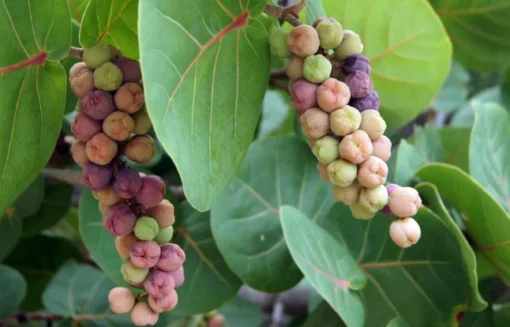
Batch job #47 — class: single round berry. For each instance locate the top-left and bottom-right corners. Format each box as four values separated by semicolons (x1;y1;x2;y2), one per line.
71;140;88;167
146;199;175;228
94;62;123;91
291;79;319;112
389;217;421;248
103;111;135;141
92;187;121;206
349;90;380;112
134;175;166;208
287;25;320;57
360;110;387;140
349;201;376;220
148;291;178;313
104;203;137;236
108;287;135;314
338;130;373;164
334;30;364;60
327;159;357;187
316;20;344;50
82;90;115;120
286;56;304;80
345;71;373;98
82;162;113;191
312;136;340;165
269;27;291;58
114;82;145;114
113;168;143;199
144;269;175;298
85;133;118;165
115;56;142;83
134;216;160;241
333;180;361;206
130;301;159;326
300;107;330;139
130;240;161;268
71;112;102;142
132;108;152;135
388;187;422;218
157;243;186;272
342;54;371;75
69;62;94;97
357;156;388;188
372;135;392;162
317;78;351;113
154;226;174;244
303;55;332;84
358;184;389;213
330;105;361;136
121;260;150;285
83;43;114;69
125;135;157;164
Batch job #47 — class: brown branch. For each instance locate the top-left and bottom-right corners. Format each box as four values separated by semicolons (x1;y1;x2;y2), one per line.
43;168;84;186
271;68;287;79
68;46;83;59
263;1;305;27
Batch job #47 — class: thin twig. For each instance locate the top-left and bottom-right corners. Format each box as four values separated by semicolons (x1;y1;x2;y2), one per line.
68;46;83;59
263;1;305;27
43;168;84;186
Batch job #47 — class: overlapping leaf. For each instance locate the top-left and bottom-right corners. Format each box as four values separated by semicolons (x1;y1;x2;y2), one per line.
416;163;510;285
68;0;88;22
0;265;26;318
320;0;451;131
433;61;470;112
171;202;242;315
317;202;486;326
139;0;270;211
470;103;510;212
80;0;139;59
0;0;70;215
8;174;45;218
429;0;510;71
302;301;346;327
0;215;22;262
438;127;471;172
219;296;264;327
280;206;367;327
394;140;426;186
211;136;334;292
452;88;503;127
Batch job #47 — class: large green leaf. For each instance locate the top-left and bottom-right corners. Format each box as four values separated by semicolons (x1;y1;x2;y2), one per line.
170;202;242;316
280;206;366;327
0;265;26;318
258;89;295;138
413;124;444;163
4;235;81;311
79;188;127;287
22;181;73;235
80;0;139;59
62;23;81;115
139;0;270;211
433;61;470;112
0;0;70;216
0;215;22;262
451;87;503;127
415;182;485;309
68;0;88;22
470;103;510;212
211;136;334;292
316;202;486;326
394;140;426;186
322;0;451;131
219;296;264;327
415;163;510;285
429;0;510;72
43;261;131;325
438;127;471;172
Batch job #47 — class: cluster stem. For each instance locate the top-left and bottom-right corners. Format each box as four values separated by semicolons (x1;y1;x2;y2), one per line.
263;1;305;27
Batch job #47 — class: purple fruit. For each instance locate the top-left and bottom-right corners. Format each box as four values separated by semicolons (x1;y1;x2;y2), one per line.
114;168;143;199
129;240;161;268
345;72;373;98
134;175;166;208
71;112;102;142
157;243;185;272
82;90;115;120
170;267;184;288
342;54;371;75
291;79;319;112
349;90;380;112
115;56;142;83
82;162;113;191
104;203;137;236
143;269;175;298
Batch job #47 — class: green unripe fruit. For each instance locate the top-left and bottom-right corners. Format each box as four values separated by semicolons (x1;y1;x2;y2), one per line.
83;43;114;69
134;216;160;241
360;110;387;140
303;55;332;83
94;62;123;91
330;105;361;136
121;260;149;284
317;21;344;50
327;159;357;187
269;28;291;58
349;201;376;220
312;136;340;165
154;226;174;244
286;56;304;80
334;30;364;60
358;185;388;213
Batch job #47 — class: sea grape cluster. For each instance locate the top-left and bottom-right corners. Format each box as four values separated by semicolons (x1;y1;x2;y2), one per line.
69;43;185;325
270;19;423;248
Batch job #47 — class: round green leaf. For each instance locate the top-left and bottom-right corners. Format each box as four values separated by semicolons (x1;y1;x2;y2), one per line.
219;296;264;327
322;0;452;131
451;87;503;127
0;0;70;215
169;201;242;316
80;0;139;59
433;61;470;112
429;0;510;72
317;202;486;326
23;181;73;235
4;235;81;311
9;174;45;219
0;215;22;262
415;163;510;286
470;103;510;212
0;265;26;318
211;136;335;292
280;206;367;327
139;0;270;211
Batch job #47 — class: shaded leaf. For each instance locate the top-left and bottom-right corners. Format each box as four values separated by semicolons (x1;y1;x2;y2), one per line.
8;174;45;219
68;0;88;22
394;140;426;186
170;201;242;316
429;0;510;72
0;215;22;262
305;0;327;24
139;0;270;211
280;206;366;327
302;301;346;327
495;303;510;327
258;89;295;138
451;87;503;127
413;125;444;162
0;265;26;318
476;253;496;280
415;163;510;286
438;127;471;172
80;0;139;59
460;307;495;327
317;202;487;326
502;70;510;109
433;61;470;112
23;181;73;235
470;103;510;212
43;261;131;325
323;0;452;131
219;296;264;327
211;136;334;292
4;235;81;311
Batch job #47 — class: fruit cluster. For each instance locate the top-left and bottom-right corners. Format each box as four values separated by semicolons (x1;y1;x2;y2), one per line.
68;43;185;325
269;18;423;248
